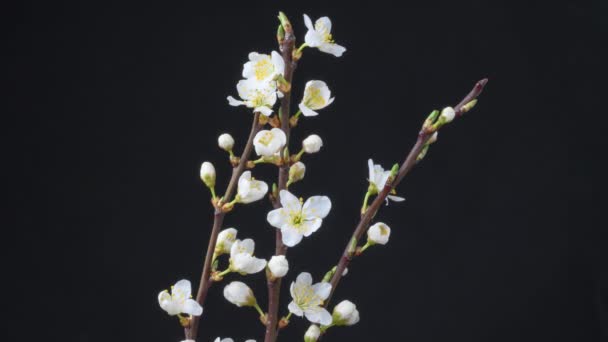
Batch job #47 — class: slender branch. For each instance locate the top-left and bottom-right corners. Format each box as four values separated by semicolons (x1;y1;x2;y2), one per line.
325;79;489;307
186;112;262;340
265;13;297;342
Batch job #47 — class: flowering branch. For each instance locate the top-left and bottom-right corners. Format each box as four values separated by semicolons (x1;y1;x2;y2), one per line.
186;112;263;340
324;78;489;309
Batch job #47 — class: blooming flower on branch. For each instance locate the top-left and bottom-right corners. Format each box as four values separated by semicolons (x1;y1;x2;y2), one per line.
303;14;346;57
215;228;238;255
288;272;332;325
267;190;331;247
236;171;268;204
157;279;203;316
368;159;405;203
253;128;287;157
367;222;391;245
298;81;334;117
332;300;360;326
223;281;257;307
242;51;284;83
227;78;277;116
229;238;267;274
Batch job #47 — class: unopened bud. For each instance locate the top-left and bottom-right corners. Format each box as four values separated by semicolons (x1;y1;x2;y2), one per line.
218;133;235;152
440;106;456;123
288;162;306;184
304;324;321;342
200;162;216;188
302;134;323;154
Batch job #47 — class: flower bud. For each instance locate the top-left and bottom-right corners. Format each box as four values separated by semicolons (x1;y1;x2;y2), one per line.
367;222;391;245
268;255;289;278
332;300;360;326
218;133;235;152
440;106;455;123
428;132;438;144
304;324;321;342
216;228;238;255
200;162;216;188
302;134;323;154
223;281;256;307
288;162;306;184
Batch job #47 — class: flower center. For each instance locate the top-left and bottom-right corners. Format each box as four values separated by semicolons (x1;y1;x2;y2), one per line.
258;131;274;146
254;58;274;81
304;87;326;109
294;285;321;310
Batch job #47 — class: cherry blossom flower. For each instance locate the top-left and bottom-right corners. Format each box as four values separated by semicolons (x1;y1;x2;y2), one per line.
216;228;238;255
367;222;391;245
303;14;346;57
242;51;284;83
253;128;287;157
288;272;332;325
200;162;216;188
229;239;267;274
157;279;203;316
368;159;405;203
268;255;289;278
218;133;235;152
267;190;331;247
302;135;323;154
304;324;321;342
227;78;277;116
236;171;268;204
332;300;360;326
223;281;256;307
298;81;334;117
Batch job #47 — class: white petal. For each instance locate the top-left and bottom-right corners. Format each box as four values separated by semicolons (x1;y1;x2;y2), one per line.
296;272;313;286
173;279;192;298
312;282;332;300
315;17;332;34
303;14;314;31
368;159;375;182
242;61;255;79
281;227;304;247
183;299;203;316
271;50;285;76
319;43;346;57
302;196;332;219
158;290;171;306
299;103;318;117
388;195;405;202
288;300;304;317
246;257;267;274
267;208;288;228
305;307;333;326
304;30;324;47
279;190;302;212
301;218;322;237
255;106;273;116
239;238;255;254
227;96;244;107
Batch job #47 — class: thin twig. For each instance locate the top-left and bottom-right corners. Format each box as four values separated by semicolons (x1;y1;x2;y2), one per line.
325;79;489;307
186;112;262;340
264;12;297;342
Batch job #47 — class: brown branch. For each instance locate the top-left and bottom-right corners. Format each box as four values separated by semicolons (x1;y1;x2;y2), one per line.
325;79;489;308
264;12;297;342
186;112;262;341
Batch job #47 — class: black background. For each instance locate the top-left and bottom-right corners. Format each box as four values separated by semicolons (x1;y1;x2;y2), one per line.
6;1;607;341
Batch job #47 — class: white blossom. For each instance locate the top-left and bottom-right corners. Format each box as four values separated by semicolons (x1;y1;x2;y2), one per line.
216;228;238;255
227;78;277;116
236;171;268;204
229;239;267;274
440;106;456;123
367;159;405;203
242;51;284;83
298;81;334;117
268;255;289;278
332;300;360;326
288;161;306;184
302;135;323;154
158;279;203;316
253;128;287;157
367;222;391;245
288;272;332;325
200;161;216;188
267;190;331;247
218;133;235;151
304;324;321;342
303;14;346;57
223;281;256;307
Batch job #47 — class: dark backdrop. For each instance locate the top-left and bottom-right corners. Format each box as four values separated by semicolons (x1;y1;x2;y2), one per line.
7;1;607;341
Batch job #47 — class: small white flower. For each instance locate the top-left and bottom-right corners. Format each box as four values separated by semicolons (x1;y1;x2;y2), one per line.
298;81;334;117
237;171;268;204
367;222;391;245
368;159;405;203
216;228;238;255
253;128;287;157
229;239;267;274
227;78;277;116
303;14;346;57
200;161;216;188
288;272;332;325
302;135;323;154
304;324;321;342
332;300;360;326
288;161;306;184
218;133;235;152
158;279;203;316
268;255;289;278
242;51;284;83
223;281;256;307
267;190;331;247
440;106;456;123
